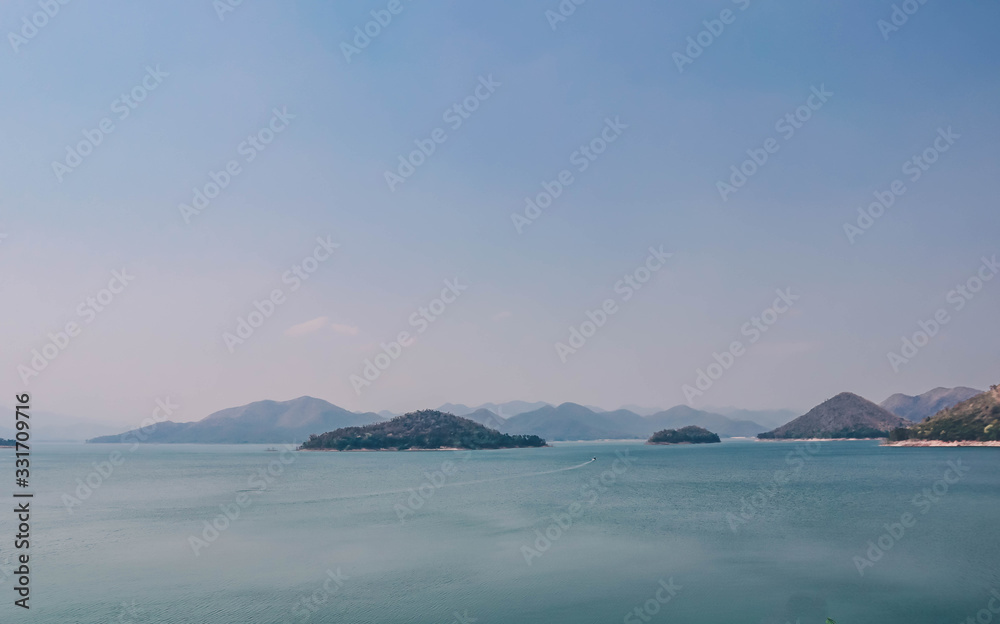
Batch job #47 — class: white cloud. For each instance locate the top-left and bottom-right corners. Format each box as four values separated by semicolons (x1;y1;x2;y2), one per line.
285;316;329;337
285;317;360;338
330;323;360;336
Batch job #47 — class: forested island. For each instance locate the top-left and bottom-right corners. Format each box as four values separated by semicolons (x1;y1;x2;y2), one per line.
299;410;547;451
647;426;721;445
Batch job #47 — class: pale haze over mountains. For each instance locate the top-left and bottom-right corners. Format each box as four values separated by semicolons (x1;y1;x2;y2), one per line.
499;403;658;441
497;403;768;441
88;397;382;444
2;1;998;429
435;401;550;418
89;397;772;444
0;406;120;442
20;384;981;443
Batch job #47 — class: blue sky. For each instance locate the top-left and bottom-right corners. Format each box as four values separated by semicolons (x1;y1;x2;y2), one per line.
1;0;998;424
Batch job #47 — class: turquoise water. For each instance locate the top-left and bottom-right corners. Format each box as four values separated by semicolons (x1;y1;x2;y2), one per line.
0;440;998;623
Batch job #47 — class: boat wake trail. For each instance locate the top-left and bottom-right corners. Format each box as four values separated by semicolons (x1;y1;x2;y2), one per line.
319;457;596;502
442;457;595;489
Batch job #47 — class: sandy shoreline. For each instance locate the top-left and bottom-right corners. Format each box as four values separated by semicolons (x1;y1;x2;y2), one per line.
882;440;1000;447
754;437;884;442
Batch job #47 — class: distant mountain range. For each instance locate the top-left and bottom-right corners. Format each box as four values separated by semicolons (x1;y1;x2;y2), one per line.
88;397;768;444
500;403;647;440
707;407;802;430
618;405;661;416
89;397;382;444
497;402;767;441
759;392;912;439
645;406;764;438
435;401;551;418
880;387;982;422
460;408;509;428
81;386;987;444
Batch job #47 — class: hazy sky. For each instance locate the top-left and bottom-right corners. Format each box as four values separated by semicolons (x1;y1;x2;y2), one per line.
2;0;998;426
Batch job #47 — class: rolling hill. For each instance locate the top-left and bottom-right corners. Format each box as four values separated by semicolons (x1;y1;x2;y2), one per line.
759;392;912;439
645;405;766;438
88;397;384;444
460;408;509;429
500;403;765;440
436;401;550;418
890;385;1000;442
880;386;982;422
500;403;647;440
620;404;665;416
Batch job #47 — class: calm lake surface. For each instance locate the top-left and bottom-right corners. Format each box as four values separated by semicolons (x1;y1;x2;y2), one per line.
0;440;997;623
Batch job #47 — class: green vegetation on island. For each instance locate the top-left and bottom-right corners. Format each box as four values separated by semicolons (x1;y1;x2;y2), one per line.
299;410;547;451
647;426;721;445
888;385;1000;442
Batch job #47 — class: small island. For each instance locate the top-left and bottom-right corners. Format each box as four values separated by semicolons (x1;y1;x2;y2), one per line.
299;409;547;451
0;439;15;448
647;426;721;445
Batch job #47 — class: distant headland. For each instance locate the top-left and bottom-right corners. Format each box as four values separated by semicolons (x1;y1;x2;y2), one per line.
885;384;1000;446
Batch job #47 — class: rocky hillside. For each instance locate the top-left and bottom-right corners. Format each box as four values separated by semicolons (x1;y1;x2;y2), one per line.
890;385;1000;442
759;392;912;439
880;386;982;422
